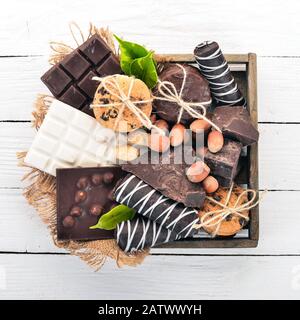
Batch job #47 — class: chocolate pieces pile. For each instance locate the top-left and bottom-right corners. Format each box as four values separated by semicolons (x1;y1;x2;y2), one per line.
24;31;260;255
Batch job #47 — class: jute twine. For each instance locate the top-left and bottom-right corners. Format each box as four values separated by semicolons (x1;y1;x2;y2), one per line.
193;183;267;237
17;25;149;270
153;64;221;131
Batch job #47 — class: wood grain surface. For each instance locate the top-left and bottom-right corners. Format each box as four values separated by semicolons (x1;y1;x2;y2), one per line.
0;0;299;300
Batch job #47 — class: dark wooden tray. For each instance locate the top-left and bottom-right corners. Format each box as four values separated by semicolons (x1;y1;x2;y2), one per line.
154;53;259;248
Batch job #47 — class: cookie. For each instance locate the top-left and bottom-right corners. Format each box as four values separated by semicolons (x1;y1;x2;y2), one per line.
92;75;152;132
198;185;249;236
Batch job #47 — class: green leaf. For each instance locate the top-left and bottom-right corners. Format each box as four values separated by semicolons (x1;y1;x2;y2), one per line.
114;34;158;88
89;204;135;231
114;35;149;75
130;51;158;89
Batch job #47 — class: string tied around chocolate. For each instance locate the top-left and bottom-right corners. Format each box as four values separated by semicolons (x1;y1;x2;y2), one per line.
91;76;166;135
193;184;267;237
153;64;221;132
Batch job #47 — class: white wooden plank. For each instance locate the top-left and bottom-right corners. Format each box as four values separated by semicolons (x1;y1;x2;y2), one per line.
258;124;300;190
0;189;298;255
0;122;34;188
258;57;300;123
0;189;63;253
0;254;299;299
0;56;299;122
1;0;300;56
0;122;298;190
0;56;48;121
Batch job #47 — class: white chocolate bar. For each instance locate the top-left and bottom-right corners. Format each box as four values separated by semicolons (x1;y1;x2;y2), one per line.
25;100;119;176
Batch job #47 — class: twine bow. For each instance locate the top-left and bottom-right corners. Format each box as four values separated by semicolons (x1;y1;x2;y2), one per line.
193;184;267;237
153;64;221;132
91;76;165;134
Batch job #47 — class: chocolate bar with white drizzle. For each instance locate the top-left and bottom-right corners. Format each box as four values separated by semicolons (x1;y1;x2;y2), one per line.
194;41;246;106
113;174;199;237
115;216;180;253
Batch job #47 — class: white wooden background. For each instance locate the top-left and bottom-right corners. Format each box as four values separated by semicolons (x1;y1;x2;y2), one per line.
1;0;300;299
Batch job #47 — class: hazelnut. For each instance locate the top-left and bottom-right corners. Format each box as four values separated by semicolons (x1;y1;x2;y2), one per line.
190;119;212;133
202;176;219;193
170;123;186;147
152;119;169;135
91;173;103;186
148;134;170;153
207;131;224;153
62;215;75;228
75;190;87;203
103;172;114;184
186;161;210;183
76;176;89;189
116;145;139;162
70;206;82;217
127;130;149;147
89;204;104;216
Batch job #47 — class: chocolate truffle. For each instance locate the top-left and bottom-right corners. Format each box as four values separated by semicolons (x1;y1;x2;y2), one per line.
153;64;211;124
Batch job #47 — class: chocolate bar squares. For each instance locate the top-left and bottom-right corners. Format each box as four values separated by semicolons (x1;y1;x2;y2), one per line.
24;100;118;176
41;35;121;117
57;167;126;241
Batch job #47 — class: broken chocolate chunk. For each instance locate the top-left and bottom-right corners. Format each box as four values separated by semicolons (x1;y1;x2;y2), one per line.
205;139;242;185
121;150;205;208
212;106;259;146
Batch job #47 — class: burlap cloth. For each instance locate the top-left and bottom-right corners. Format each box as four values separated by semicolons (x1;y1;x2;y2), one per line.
17;23;149;270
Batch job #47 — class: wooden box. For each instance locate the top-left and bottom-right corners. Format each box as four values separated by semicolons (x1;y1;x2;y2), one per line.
155;53;258;248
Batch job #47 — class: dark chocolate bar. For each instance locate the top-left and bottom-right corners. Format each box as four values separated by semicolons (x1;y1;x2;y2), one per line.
153;64;211;124
212;106;259;146
121;150;205;208
194;41;246;106
113;174;199;237
56;166;126;241
116;216;180;252
205;139;242;184
41;35;121;117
